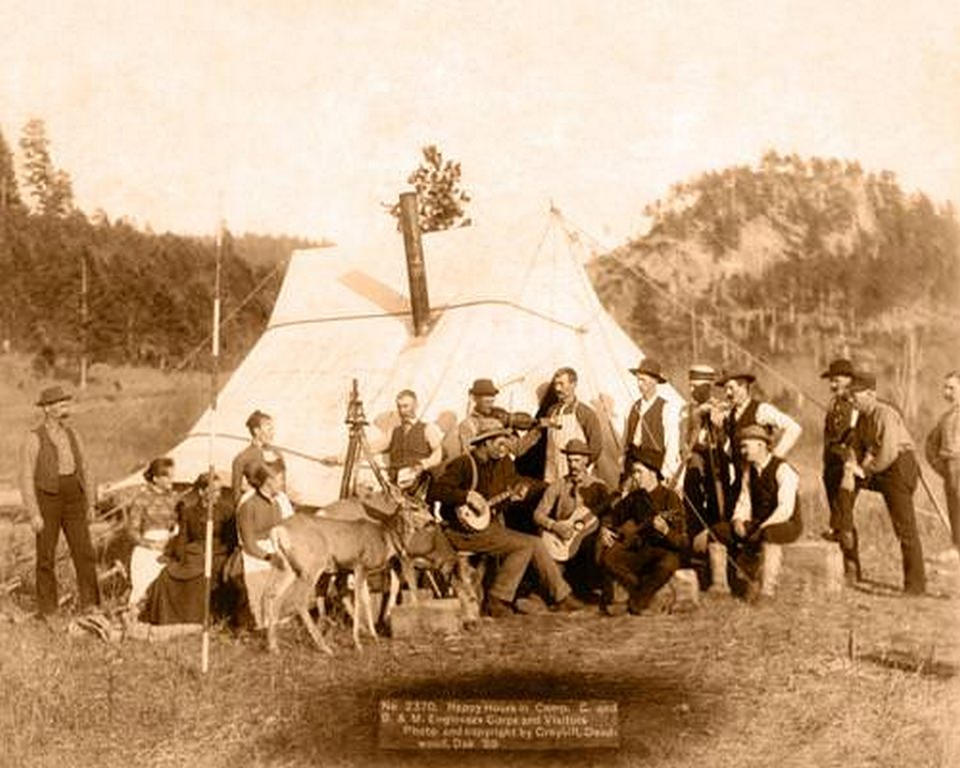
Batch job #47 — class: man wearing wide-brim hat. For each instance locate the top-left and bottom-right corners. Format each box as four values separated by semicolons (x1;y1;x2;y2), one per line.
428;425;586;617
532;439;612;600
598;445;688;614
848;372;926;595
819;358;861;580
716;368;802;511
18;386;100;619
623;358;682;482
727;424;802;600
681;363;727;554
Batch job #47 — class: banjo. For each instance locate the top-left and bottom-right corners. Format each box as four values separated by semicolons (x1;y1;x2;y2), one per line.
456;484;527;531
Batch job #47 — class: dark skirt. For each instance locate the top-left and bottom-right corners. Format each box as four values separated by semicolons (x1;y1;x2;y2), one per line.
140;544;232;625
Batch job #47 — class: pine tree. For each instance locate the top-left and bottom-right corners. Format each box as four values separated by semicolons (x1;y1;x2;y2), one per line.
0;126;21;212
388;145;472;232
19;118;74;216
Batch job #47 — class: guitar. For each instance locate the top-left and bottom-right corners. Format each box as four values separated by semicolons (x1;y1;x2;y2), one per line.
456;484;527;531
541;506;599;562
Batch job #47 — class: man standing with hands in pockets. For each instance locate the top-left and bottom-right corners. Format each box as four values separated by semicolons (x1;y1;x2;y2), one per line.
19;386;101;621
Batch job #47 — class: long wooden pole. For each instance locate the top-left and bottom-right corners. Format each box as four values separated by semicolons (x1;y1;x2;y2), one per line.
201;219;223;674
80;250;88;389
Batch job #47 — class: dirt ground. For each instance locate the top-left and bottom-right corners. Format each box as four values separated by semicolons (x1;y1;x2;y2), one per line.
2;536;957;768
2;356;958;767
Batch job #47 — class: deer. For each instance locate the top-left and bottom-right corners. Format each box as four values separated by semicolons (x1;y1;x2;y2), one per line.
262;491;446;654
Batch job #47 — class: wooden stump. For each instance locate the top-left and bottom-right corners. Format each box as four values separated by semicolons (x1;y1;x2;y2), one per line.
782;541;844;595
389;598;463;638
651;568;701;613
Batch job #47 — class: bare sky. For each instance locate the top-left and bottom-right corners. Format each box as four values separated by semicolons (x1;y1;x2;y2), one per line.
2;0;957;243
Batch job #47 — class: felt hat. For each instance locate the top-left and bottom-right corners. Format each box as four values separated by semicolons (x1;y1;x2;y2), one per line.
469;378;499;397
36;385;72;407
820;359;855;379
469;424;513;445
736;424;772;444
627;445;665;474
629;357;667;383
560;438;592;456
717;370;756;386
849;371;877;392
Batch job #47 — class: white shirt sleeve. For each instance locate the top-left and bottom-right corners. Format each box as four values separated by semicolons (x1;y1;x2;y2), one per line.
756;402;802;458
761;462;799;528
422;423;444;471
661;398;682;481
732;473;752;523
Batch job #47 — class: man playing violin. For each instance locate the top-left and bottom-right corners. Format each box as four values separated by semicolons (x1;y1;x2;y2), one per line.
428;424;585;617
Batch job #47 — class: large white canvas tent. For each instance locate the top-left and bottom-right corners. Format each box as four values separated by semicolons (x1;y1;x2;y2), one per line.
163;208;681;505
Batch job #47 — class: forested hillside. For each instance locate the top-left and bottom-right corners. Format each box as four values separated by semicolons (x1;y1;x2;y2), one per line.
591;151;960;378
0;121;321;373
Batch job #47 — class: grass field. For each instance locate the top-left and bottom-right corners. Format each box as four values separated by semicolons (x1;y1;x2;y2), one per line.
1;355;958;768
0;354;209;493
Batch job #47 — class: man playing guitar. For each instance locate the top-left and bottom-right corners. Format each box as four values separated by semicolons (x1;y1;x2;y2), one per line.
598;446;689;615
533;439;611;597
427;423;585;618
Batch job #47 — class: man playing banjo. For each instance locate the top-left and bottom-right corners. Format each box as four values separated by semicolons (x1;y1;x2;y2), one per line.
428;423;585;617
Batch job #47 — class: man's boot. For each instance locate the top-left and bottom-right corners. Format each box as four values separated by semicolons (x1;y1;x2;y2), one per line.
707;542;730;594
759;543;783;598
839;529;861;584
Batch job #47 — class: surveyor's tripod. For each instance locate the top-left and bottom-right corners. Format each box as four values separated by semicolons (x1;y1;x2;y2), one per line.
339;379;393;500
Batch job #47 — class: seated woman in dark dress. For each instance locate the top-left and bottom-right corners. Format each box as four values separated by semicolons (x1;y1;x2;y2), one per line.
140;473;237;625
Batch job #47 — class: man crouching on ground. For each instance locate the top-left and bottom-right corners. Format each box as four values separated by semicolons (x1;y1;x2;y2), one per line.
427;424;585;617
716;424;802;602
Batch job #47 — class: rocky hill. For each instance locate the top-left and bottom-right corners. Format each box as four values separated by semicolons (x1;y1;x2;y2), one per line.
590;151;960;368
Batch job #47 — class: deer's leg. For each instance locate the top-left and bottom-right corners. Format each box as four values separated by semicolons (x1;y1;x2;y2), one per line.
315;572;330;632
291;567;332;655
360;571;378;643
382;564;401;624
351;566;365;651
263;566;296;654
399;557;420;605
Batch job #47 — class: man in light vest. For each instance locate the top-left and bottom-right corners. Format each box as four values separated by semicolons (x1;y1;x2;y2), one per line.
542;367;603;485
19;386;101;620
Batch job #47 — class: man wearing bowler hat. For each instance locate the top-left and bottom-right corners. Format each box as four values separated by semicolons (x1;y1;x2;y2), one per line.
623;358;682;482
18;386;100;619
819;359;862;579
717;370;802;509
848;372;926;595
